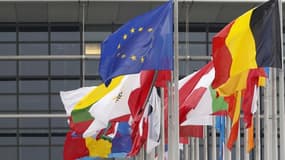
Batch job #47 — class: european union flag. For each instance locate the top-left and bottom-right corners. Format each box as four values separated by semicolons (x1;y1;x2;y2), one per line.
99;1;173;86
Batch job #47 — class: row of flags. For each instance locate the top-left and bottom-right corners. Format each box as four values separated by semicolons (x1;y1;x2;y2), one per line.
60;0;282;159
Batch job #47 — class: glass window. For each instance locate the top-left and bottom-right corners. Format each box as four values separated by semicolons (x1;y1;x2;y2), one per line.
0;32;16;41
0;95;17;111
179;32;206;42
51;118;68;128
19;95;49;111
208;44;212;56
19;43;48;55
84;80;102;87
84;31;111;41
19;80;48;93
0;44;16;55
51;32;80;41
51;25;80;42
19;32;48;42
189;44;207;56
19;61;48;76
19;118;49;128
208;32;218;42
51;43;80;55
85;43;101;55
85;60;99;76
0;61;17;76
51;137;65;145
0;137;17;145
51;146;64;160
50;60;80;76
0;147;17;160
51;94;64;111
0;118;16;128
179;43;208;56
20;137;48;145
0;81;16;93
51;80;80;93
19;147;49;160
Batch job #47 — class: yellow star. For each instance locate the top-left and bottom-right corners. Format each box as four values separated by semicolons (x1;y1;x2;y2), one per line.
121;54;126;58
130;28;135;33
140;56;144;63
123;34;127;40
148;28;153;32
138;27;143;32
130;55;137;61
117;44;121;49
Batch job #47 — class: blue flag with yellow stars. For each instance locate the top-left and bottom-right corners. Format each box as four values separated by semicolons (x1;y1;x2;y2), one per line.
99;1;173;86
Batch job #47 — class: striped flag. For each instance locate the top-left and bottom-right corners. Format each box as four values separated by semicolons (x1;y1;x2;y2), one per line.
212;0;281;90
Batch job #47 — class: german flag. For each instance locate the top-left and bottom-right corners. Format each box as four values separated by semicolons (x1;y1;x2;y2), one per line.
212;0;282;89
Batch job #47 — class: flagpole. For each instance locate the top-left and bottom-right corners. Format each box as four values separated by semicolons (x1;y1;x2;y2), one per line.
255;90;261;160
211;118;217;160
168;0;180;159
264;68;273;160
158;88;165;160
278;1;285;160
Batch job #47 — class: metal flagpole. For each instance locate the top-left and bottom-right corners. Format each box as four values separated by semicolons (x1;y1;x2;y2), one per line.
81;2;86;86
204;127;208;160
211;118;217;160
168;0;180;159
195;138;200;160
235;121;240;160
244;127;249;160
277;1;285;160
191;138;195;160
272;69;278;160
158;88;165;160
255;89;261;160
225;117;231;160
264;68;273;160
184;3;190;159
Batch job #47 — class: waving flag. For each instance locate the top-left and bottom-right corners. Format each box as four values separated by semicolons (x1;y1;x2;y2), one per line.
99;1;173;86
84;70;156;138
179;62;215;126
60;77;124;134
212;0;281;90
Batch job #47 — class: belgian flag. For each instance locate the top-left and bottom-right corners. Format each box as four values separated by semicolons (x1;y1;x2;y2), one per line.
212;0;282;89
